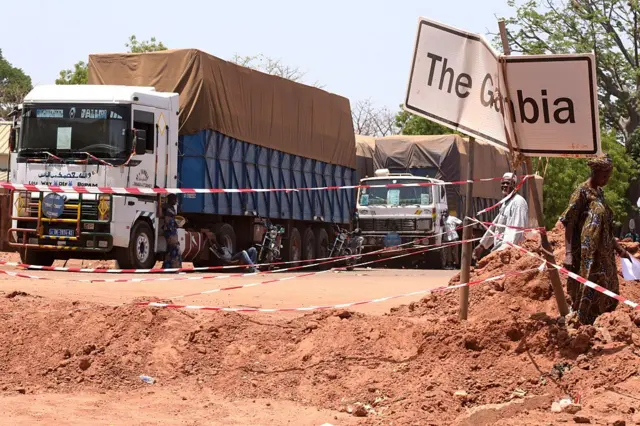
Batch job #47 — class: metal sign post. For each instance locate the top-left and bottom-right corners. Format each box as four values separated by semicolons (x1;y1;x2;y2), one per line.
498;20;569;317
459;137;475;320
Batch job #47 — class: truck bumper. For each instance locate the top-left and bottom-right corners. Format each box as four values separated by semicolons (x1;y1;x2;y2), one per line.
361;233;435;253
8;191;114;253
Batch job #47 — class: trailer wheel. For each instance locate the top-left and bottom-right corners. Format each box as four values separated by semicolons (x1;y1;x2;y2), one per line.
116;220;156;269
20;249;54;267
284;227;302;263
302;228;316;260
315;228;329;261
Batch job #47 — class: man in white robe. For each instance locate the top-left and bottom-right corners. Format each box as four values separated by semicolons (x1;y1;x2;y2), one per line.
474;172;529;258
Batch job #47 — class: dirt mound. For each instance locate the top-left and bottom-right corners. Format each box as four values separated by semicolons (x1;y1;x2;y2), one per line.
392;224;640;322
1;287;639;425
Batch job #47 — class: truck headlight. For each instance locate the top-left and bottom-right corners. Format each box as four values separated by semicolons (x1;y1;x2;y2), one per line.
16;191;31;217
416;219;432;230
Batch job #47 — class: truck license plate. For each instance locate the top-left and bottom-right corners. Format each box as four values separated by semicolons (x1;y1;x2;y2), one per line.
49;228;75;237
383;232;401;247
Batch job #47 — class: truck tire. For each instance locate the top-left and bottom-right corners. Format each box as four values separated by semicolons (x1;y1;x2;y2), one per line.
284;227;301;263
314;228;329;261
214;223;236;254
20;249;54;267
426;247;445;270
302;228;316;261
117;220;156;269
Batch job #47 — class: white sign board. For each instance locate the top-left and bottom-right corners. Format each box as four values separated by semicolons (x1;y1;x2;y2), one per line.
404;18;601;157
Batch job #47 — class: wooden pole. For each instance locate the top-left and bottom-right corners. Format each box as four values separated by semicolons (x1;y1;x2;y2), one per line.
498;20;569;316
459;137;475;320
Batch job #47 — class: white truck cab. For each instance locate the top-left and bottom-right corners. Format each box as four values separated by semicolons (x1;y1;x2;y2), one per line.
355;169;449;267
9;84;180;268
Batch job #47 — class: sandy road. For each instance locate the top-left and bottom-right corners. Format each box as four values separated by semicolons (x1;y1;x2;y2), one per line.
0;266;458;315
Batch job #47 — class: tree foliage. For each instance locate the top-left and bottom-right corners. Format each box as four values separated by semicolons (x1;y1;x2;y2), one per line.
534;131;636;229
56;35;167;85
125;35;167;53
55;61;89;85
0;49;32;118
395;107;455;136
499;0;640;152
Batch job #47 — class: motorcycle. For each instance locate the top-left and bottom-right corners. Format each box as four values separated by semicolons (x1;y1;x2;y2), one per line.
255;218;285;267
328;225;364;271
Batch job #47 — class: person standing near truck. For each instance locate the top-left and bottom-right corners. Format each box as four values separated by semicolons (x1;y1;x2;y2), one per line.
473;172;529;258
443;211;462;269
162;194;182;269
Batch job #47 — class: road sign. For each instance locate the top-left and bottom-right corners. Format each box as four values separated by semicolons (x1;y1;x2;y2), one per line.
404;18;601;157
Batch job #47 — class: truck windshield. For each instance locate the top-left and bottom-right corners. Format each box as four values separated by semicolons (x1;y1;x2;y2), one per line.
359;179;434;206
19;104;131;162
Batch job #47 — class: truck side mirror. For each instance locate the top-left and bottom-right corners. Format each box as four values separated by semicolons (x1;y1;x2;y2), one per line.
133;129;147;155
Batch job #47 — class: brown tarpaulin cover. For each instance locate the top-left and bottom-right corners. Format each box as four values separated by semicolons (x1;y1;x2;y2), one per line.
88;49;356;168
368;134;544;226
355;135;376;180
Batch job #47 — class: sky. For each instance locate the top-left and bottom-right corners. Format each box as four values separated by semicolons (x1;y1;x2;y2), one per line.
1;0;514;112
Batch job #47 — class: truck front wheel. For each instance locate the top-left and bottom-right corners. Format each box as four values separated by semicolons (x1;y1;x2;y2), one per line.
425;246;445;270
20;249;55;267
116;221;156;269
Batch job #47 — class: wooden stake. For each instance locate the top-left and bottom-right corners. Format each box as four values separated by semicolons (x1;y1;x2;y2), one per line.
459;137;475;320
498;20;569;316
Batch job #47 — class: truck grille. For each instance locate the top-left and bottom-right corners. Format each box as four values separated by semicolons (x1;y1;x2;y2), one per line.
359;218;417;232
26;198;100;220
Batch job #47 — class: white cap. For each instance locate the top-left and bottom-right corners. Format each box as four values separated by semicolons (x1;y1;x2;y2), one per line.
630;218;636;230
502;172;516;182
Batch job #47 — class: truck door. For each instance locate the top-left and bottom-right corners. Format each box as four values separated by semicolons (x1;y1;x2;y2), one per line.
129;107;169;189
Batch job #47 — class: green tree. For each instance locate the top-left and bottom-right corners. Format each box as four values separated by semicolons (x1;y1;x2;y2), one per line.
125;35;167;53
55;61;88;85
56;35;167;85
535;132;636;229
499;0;640;153
0;49;32;118
395;107;455;135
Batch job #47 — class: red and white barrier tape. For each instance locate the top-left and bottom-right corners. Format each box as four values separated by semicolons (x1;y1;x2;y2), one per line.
0;265;544;316
15;223;476;274
0;239;454;283
136;265;544;312
0;175;534;195
1;224;544;282
471;218;640;310
0;268;48;280
87;239;478;285
475;221;546;233
476;176;531;216
143;239;482;301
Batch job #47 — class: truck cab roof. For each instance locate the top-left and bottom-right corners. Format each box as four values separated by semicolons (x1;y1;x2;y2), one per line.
24;84;177;110
360;174;444;184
